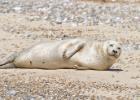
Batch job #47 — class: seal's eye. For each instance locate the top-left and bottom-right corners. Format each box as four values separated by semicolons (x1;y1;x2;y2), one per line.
109;44;113;47
117;47;121;50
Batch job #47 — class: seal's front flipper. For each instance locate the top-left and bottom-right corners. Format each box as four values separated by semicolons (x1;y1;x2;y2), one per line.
0;52;17;68
63;40;85;59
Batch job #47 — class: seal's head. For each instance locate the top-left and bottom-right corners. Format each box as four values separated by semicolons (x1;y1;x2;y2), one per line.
103;40;122;60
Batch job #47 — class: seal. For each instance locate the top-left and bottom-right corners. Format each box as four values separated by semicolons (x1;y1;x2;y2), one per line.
0;38;122;70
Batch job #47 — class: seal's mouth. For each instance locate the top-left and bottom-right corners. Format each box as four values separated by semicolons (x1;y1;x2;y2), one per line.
108;53;119;59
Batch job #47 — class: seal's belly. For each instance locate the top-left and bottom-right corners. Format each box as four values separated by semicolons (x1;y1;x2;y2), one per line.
13;42;76;69
14;52;75;69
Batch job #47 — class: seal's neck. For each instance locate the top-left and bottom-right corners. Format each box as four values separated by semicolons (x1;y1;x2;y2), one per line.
95;42;104;56
96;42;116;64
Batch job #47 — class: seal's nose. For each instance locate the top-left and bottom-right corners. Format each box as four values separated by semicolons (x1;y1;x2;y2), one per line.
113;50;117;53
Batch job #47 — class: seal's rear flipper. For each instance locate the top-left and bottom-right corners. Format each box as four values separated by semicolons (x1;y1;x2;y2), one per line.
0;63;15;69
0;52;18;68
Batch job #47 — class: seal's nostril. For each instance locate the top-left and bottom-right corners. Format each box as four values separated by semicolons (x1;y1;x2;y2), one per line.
113;50;117;53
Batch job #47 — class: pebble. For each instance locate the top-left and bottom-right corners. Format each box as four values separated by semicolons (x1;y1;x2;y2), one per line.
7;89;17;96
13;6;23;13
0;0;139;30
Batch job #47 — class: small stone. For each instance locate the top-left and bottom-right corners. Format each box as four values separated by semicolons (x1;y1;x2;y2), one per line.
13;6;23;13
7;89;17;96
133;16;139;21
38;7;47;12
27;16;41;21
47;31;55;37
56;16;63;24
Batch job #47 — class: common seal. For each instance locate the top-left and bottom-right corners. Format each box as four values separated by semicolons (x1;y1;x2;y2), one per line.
0;38;122;70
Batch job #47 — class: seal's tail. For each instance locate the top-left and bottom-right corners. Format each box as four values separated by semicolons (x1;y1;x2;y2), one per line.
0;52;18;68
